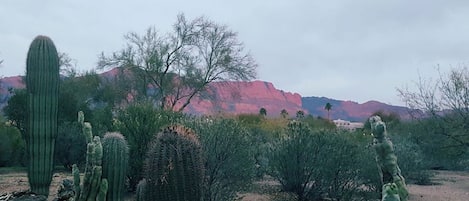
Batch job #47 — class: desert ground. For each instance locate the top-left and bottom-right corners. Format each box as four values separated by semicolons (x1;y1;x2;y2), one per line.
1;169;468;201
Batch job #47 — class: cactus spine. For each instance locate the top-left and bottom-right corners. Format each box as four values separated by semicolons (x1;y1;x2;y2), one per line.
73;111;108;201
369;116;409;201
102;132;129;201
26;35;60;195
141;125;204;201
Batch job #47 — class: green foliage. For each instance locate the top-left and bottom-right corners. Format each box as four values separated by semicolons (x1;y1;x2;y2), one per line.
259;107;267;116
99;14;257;111
55;121;87;169
187;117;256;201
269;121;378;201
142;125;204;201
3;88;28;137
391;134;433;185
237;113;264;127
113;101;185;191
26;35;60;196
280;109;288;118
102;132;129;201
0;124;26;166
295;110;305;119
363;110;401;131
302;114;336;130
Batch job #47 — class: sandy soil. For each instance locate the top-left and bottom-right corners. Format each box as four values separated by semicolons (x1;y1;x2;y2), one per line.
407;171;469;201
1;170;468;201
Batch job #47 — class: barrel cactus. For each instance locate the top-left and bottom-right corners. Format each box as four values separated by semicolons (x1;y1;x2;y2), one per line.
369;116;409;201
141;125;204;201
102;132;129;201
26;35;60;195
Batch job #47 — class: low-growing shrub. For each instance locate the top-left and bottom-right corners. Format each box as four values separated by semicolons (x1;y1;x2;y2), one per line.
268;121;380;201
186;117;256;201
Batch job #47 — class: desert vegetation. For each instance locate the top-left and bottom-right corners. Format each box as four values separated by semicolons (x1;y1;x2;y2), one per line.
1;13;469;201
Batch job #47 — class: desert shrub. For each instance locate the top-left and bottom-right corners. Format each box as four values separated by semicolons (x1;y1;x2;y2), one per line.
0;124;26;167
114;101;185;191
268;121;379;201
391;134;434;185
54;121;87;169
186;117;256;201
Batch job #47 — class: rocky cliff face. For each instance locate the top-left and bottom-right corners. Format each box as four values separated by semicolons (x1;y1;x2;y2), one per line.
0;72;411;121
183;81;304;117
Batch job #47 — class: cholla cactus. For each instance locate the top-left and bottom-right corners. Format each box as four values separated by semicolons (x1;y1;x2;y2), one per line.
369;116;408;201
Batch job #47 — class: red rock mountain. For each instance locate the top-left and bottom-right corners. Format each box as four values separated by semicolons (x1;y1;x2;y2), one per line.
182;81;303;117
0;71;411;121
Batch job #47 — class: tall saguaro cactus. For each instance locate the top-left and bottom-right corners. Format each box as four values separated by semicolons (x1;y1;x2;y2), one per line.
26;35;60;195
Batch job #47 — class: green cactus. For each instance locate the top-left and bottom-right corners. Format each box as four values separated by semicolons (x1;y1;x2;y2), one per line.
73;111;108;201
141;125;204;201
382;183;401;201
135;179;147;201
101;132;129;201
25;35;60;195
369;116;409;201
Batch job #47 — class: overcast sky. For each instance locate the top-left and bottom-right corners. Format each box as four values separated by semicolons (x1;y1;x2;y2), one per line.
1;0;469;106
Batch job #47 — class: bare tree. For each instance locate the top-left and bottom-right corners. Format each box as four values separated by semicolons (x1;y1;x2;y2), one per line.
58;52;78;77
98;14;257;111
397;66;469;148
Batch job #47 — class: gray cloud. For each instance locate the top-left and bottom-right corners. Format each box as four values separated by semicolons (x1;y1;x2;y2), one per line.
1;0;469;106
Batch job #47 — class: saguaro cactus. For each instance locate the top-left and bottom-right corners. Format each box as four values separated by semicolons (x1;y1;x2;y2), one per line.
26;35;60;195
102;132;129;201
142;125;204;201
369;116;409;201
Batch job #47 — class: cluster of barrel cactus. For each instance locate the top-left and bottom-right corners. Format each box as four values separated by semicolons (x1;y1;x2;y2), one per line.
136;124;204;201
369;116;409;201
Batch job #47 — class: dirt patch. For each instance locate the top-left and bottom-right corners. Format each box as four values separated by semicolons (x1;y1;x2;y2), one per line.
407;171;469;201
1;170;468;201
0;171;72;201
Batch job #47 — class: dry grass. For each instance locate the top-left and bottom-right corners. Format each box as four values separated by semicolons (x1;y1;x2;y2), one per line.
1;169;468;201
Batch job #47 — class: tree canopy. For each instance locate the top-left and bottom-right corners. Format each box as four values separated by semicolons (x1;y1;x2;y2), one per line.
98;14;257;111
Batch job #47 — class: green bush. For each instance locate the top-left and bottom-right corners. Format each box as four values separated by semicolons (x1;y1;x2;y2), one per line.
268;121;379;201
186;117;256;201
0;124;26;167
391;134;433;185
55;121;87;169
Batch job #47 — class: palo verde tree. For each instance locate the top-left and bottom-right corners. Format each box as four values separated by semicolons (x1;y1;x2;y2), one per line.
98;13;257;111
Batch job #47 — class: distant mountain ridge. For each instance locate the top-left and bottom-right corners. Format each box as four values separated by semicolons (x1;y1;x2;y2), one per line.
0;70;411;122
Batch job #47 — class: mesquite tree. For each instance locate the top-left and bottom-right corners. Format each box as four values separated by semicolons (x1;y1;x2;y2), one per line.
98;13;257;111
